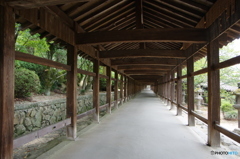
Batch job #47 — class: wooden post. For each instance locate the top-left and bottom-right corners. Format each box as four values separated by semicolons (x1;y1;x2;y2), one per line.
187;56;195;126
0;5;15;159
167;73;171;106
207;39;220;147
170;71;175;110
106;66;111;113
114;71;118;108
124;76;127;102
66;45;77;139
120;74;123;105
93;57;100;122
177;62;182;116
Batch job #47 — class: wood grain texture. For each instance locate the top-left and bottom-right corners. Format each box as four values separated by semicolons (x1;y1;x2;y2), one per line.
16;51;71;71
99;49;186;59
118;65;172;70
0;6;15;159
111;58;178;66
76;28;207;45
207;39;220;147
66;45;77;139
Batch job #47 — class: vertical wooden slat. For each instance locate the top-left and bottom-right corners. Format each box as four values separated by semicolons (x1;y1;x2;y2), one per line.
0;5;15;159
114;71;118;108
167;73;171;106
187;56;195;126
177;62;182;116
66;45;77;139
207;39;220;146
93;57;100;122
106;66;111;113
120;74;123;105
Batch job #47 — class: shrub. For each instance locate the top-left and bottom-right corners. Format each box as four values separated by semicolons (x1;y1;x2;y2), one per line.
15;68;41;98
221;99;233;113
223;110;238;120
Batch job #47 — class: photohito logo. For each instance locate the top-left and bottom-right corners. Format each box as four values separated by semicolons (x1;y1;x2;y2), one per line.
211;151;239;155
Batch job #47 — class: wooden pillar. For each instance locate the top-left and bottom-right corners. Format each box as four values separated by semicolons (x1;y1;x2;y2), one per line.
66;45;78;139
114;71;118;108
187;56;195;126
170;71;175;110
167;73;171;106
106;66;111;113
0;5;15;159
207;39;220;146
120;74;123;105
177;63;182;116
93;57;100;122
124;76;127;102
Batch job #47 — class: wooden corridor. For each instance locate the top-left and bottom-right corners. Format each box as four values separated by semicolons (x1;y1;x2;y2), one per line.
40;89;219;159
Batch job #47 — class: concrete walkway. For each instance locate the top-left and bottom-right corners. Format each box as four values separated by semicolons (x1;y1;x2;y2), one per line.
46;89;219;159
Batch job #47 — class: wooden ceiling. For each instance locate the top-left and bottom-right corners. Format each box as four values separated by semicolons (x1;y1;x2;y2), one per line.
8;0;240;84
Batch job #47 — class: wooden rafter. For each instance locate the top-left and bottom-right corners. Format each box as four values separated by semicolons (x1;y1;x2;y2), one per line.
76;28;207;45
6;0;92;8
99;49;186;59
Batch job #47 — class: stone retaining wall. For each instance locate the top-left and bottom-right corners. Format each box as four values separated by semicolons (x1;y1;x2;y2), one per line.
14;93;114;138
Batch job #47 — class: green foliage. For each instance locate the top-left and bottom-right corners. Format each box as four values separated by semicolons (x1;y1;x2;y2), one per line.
223;110;238;120
221;99;233;113
15;68;41;98
15;25;49;56
100;78;107;91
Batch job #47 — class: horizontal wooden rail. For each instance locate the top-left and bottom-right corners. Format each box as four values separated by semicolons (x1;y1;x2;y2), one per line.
191;110;208;124
15;51;71;71
179;104;188;111
215;55;240;70
192;68;208;76
77;69;96;76
99;74;108;79
215;124;240;143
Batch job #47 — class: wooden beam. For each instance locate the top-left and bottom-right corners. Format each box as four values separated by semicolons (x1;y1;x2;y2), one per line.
66;45;77;139
177;61;182;116
76;28;207;45
15;51;71;71
93;56;100;122
187;56;195;126
118;65;172;70
99;49;186;59
120;74;124;105
106;66;111;113
7;0;93;8
207;39;220;147
114;71;119;109
124;70;166;75
111;58;178;66
0;5;15;159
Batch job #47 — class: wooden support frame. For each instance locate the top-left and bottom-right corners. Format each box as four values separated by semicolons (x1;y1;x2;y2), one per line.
120;74;124;105
177;61;183;116
106;66;112;114
207;39;220;147
124;76;127;102
170;71;175;110
76;28;207;45
114;71;119;109
93;56;100;122
0;5;15;159
66;45;77;139
187;56;195;126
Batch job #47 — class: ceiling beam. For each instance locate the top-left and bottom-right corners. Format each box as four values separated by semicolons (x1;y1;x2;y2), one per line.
76;28;207;45
117;65;172;70
111;58;178;66
6;0;92;8
99;49;186;59
124;70;166;75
